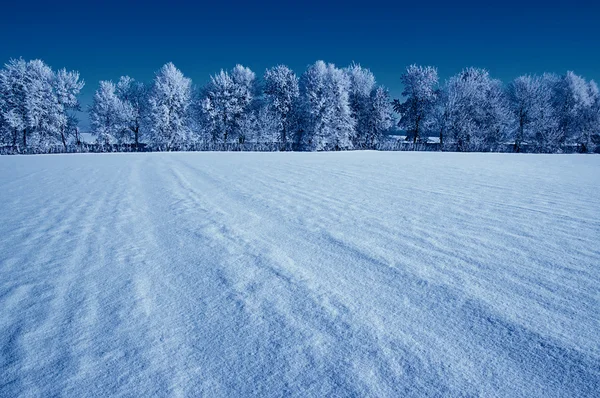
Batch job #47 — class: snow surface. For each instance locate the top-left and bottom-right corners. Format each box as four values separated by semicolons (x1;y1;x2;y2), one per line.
1;151;599;397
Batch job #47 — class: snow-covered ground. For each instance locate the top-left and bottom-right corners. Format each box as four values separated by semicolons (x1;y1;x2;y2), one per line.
1;152;599;397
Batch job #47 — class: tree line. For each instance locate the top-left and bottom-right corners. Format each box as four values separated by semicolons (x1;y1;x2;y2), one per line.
1;59;598;154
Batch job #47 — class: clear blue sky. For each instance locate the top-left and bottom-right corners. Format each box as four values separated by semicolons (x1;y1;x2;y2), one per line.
2;0;599;129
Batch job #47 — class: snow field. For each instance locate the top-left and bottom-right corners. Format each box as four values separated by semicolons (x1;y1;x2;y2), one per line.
0;151;599;397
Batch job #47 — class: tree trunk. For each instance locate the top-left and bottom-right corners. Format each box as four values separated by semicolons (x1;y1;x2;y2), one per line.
60;130;67;151
281;122;287;151
22;129;27;148
134;126;139;151
514;110;524;153
223;115;228;144
414;116;420;144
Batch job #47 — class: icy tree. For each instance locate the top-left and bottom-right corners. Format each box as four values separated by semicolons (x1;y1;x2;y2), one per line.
89;81;127;145
0;91;6;145
263;65;299;149
0;58;83;150
232;65;256;99
528;74;562;152
366;86;394;147
572;79;600;153
0;59;28;147
116;76;147;150
484;80;512;150
582;81;600;152
431;87;453;150
236;109;261;145
440;73;471;151
90;77;146;148
554;71;599;152
54;69;85;149
345;63;376;147
22;60;56;148
300;61;355;151
200;70;232;143
201;65;256;143
148;62;192;149
443;68;510;151
393;65;438;143
507;74;565;152
255;104;281;144
555;71;582;145
507;75;542;152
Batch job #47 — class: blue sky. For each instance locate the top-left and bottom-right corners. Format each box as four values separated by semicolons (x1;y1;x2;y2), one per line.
2;0;599;129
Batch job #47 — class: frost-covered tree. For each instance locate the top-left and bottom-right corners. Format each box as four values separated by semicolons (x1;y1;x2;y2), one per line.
54;69;84;149
148;62;192;149
485;80;512;150
440;73;470;151
582;81;600;152
300;61;355;151
443;68;510;151
366;86;394;147
255;104;281;144
570;79;600;153
199;71;233;143
116;76;147;150
89;81;127;145
554;71;599;152
0;59;28;147
201;65;256;143
530;74;562;152
345;63;376;147
393;65;438;143
22;60;56;148
0;58;83;150
236;109;261;145
507;75;542;152
0;92;6;145
91;77;146;147
431;87;453;150
507;74;565;152
263;65;299;149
